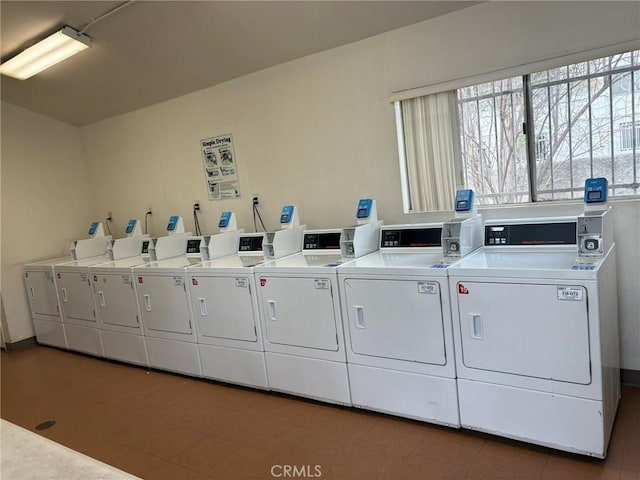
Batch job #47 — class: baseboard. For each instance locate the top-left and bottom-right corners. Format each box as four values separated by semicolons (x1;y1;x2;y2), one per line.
621;369;640;386
5;336;37;351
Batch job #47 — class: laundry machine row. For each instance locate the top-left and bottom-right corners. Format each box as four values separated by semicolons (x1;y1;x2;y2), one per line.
22;185;619;458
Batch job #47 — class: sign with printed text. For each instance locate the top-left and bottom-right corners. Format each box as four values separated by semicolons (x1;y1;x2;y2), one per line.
418;282;438;294
557;287;584;301
200;134;241;201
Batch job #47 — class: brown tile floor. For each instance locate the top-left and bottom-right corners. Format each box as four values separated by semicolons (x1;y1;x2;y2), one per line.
1;346;639;480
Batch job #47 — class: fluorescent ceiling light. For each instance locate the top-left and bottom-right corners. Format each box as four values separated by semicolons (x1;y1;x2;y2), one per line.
0;26;91;80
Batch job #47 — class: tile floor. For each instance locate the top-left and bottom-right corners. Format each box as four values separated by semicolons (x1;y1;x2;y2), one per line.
1;346;639;480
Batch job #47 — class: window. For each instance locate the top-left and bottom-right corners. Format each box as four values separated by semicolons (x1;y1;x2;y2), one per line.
397;49;640;210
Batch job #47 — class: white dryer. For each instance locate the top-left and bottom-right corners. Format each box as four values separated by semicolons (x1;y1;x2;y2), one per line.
134;234;204;377
24;222;111;349
338;221;480;425
255;201;381;405
89;220;155;366
448;212;619;457
187;219;269;389
24;256;74;349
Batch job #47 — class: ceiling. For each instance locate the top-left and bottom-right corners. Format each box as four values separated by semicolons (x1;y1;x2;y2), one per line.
1;1;478;126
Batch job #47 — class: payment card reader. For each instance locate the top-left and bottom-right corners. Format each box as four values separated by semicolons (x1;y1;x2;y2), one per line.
106;220;147;260
200;211;243;261
279;205;299;228
70;222;112;260
341;198;383;258
147;215;191;261
578;178;613;259
454;189;477;217
263;205;305;260
442;189;482;258
125;219;143;237
88;222;104;238
166;215;185;235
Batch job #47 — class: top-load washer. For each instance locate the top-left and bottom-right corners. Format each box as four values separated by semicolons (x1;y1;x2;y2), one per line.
23;222;111;350
186;212;271;389
337;190;482;425
448;179;619;457
133;216;204;376
255;201;381;404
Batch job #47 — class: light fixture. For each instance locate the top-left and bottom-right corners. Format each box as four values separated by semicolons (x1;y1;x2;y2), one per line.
0;26;91;80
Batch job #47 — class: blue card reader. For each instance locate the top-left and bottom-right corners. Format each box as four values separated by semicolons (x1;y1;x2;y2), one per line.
167;215;179;231
125;219;137;234
584;178;608;204
219;211;232;229
280;206;295;224
356;199;373;219
88;222;99;235
454;189;474;212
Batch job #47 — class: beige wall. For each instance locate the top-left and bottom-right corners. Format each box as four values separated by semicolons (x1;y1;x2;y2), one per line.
0;101;96;342
2;2;639;368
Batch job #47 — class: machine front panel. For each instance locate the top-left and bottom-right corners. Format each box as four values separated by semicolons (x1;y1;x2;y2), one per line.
94;274;139;328
135;275;192;335
455;281;591;384
343;279;446;365
190;276;258;342
259;277;339;351
56;272;96;322
25;271;59;317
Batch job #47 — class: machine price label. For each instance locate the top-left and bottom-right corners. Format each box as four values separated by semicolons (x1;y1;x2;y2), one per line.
235;278;248;288
122;275;130;284
314;279;330;290
557;287;584;301
418;282;438;294
80;273;88;281
173;276;184;286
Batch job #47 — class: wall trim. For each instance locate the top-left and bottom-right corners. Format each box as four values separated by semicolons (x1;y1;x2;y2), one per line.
4;336;37;351
621;369;640;387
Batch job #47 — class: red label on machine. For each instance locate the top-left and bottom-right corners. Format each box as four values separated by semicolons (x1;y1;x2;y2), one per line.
93;275;98;282
138;276;143;284
260;278;267;287
458;283;469;295
192;278;198;286
57;273;61;279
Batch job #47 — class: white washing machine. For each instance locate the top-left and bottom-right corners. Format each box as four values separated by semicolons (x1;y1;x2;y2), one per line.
24;222;111;349
448;208;619;457
134;234;204;377
337;217;481;425
255;201;381;404
187;222;269;389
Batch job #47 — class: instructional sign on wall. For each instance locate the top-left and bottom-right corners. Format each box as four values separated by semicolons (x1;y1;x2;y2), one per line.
200;134;241;200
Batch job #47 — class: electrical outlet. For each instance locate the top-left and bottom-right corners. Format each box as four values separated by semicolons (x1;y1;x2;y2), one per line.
193;202;201;211
146;208;153;216
106;212;113;221
252;195;260;207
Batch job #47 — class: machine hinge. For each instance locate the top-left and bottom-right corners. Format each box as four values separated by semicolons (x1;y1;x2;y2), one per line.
136;315;139;326
336;333;339;346
131;282;134;290
254;325;257;337
93;309;96;319
88;278;91;286
56;305;59;313
188;320;192;331
183;284;186;292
